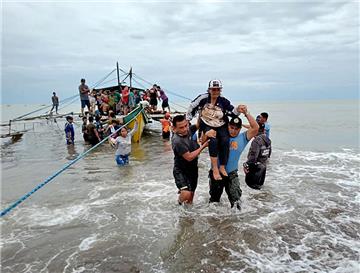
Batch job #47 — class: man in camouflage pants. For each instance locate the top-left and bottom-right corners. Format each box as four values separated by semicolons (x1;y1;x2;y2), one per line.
206;105;259;210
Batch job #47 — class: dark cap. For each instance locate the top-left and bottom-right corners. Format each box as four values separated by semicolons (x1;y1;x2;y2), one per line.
229;117;242;128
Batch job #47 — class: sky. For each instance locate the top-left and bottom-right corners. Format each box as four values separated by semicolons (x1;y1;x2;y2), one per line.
1;1;359;104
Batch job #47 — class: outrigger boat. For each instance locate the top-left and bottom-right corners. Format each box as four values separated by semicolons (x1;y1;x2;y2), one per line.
92;63;151;143
119;103;150;143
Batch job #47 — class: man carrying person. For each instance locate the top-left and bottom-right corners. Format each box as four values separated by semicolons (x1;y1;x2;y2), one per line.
79;78;90;117
171;114;209;205
207;105;259;209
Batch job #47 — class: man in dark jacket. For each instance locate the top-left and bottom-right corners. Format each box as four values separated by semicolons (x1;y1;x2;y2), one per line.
243;123;272;189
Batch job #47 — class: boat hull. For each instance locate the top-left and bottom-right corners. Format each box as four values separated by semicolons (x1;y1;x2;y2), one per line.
123;104;149;143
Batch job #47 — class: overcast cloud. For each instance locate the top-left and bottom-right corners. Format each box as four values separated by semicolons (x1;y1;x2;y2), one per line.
1;1;359;104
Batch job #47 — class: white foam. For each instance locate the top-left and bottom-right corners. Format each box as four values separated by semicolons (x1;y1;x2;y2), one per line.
79;234;98;251
18;204;89;227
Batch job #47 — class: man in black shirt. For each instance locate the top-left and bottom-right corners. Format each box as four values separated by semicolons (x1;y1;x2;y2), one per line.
172;115;209;204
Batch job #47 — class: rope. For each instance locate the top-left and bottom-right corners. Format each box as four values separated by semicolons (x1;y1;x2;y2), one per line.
0;109;142;217
13;94;79;121
56;96;79;113
91;68;116;89
132;73;192;101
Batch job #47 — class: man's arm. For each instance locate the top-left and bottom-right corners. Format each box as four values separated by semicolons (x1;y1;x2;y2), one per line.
186;93;207;121
128;121;138;136
182;140;209;162
80;85;90;94
93;127;101;141
237;105;259;141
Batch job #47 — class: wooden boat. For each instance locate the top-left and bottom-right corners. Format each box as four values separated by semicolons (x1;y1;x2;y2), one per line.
93;64;151;143
0;131;26;141
122;103;150;143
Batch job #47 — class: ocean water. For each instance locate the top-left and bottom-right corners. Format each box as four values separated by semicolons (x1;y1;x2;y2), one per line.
0;100;359;273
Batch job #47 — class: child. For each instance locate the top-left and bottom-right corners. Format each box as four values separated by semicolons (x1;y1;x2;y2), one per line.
160;112;172;139
110;121;138;166
64;116;75;145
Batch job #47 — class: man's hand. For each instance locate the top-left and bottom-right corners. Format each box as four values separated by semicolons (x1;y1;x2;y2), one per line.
205;129;217;138
237;105;248;115
201;139;210;148
243;162;250;174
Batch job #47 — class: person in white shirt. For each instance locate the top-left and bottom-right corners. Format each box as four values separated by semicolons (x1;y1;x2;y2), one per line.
110;121;138;166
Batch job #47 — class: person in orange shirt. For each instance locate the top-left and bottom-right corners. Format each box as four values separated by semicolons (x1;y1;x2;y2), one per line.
160;112;172;139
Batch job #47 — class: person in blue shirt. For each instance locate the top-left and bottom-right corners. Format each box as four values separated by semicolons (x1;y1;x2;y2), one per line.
64;116;75;145
206;105;259;210
259;112;270;138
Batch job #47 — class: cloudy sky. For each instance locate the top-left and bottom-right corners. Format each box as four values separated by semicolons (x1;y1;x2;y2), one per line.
2;1;359;104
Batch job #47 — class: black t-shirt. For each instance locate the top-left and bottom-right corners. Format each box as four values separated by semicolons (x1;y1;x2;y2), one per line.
86;123;97;140
172;125;199;172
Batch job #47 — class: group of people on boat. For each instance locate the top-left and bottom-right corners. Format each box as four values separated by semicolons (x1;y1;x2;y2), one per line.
64;78;172;166
171;79;272;209
78;79;170;118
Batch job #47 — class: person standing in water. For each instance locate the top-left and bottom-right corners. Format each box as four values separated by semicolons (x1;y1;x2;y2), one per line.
110;121;138;166
243;123;272;190
64;116;75;145
171;114;209;205
160;112;172;139
206;105;259;209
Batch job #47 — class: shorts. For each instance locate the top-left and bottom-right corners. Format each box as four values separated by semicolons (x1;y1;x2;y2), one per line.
173;166;198;192
81;100;90;109
162;99;169;108
162;131;170;139
116;154;129;166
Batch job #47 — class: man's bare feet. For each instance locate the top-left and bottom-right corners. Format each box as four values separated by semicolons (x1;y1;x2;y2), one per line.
219;166;228;177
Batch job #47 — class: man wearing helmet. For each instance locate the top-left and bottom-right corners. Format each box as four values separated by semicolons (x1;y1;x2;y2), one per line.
186;79;242;180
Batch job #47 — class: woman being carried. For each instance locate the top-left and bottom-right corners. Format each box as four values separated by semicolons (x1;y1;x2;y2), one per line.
186;79;241;180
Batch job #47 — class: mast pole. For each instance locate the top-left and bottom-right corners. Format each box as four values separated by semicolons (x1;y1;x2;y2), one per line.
129;67;132;88
117;62;121;91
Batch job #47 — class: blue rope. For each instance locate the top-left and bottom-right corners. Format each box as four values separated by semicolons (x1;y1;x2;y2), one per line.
0;110;141;217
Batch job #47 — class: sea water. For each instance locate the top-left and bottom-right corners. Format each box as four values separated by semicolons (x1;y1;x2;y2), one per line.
1;100;359;273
